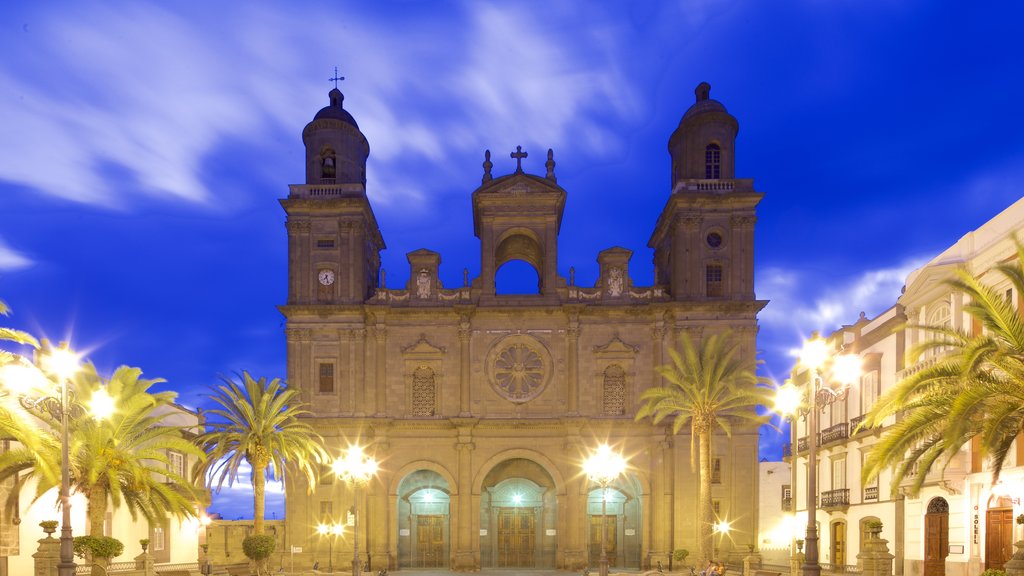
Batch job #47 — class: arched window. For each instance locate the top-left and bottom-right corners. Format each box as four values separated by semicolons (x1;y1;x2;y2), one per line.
603;364;626;415
705;143;721;179
411;366;436;417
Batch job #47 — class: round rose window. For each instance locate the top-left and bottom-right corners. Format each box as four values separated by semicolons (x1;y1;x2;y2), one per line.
486;335;552;403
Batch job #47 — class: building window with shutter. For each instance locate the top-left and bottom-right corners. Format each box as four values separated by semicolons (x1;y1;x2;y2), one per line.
167;451;184;480
711;458;722;484
318;363;334;394
602;364;626;416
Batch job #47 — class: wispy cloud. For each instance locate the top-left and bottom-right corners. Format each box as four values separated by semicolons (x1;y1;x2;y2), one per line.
0;237;32;271
0;4;640;210
758;257;926;360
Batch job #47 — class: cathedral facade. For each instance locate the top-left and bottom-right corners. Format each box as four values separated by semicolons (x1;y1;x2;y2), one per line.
280;82;765;571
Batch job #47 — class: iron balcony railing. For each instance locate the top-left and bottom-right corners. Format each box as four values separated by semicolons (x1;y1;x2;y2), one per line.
821;488;850;508
821;422;849;444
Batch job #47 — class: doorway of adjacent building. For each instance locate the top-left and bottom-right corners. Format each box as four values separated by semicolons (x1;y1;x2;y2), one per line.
924;497;949;576
985;497;1014;571
497;507;537;567
589;514;617;568
831;521;846;566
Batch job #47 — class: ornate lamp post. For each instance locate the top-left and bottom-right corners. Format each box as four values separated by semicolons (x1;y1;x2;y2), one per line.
0;344;85;576
317;522;345;573
584;444;627;576
333;445;378;576
775;336;860;576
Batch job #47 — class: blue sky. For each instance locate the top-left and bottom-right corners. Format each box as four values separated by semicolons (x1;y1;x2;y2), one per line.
2;1;1022;519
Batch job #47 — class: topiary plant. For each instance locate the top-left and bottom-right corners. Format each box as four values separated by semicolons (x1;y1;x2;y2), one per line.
673;549;690;562
243;534;277;575
73;535;125;560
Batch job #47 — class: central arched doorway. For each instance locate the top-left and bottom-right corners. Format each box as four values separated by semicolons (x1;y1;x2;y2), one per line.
397;470;451;568
480;458;557;568
586;475;642;570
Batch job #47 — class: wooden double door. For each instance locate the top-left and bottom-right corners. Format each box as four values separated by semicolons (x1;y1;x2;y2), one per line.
986;508;1014;570
589;515;618;568
415;515;446;567
497;507;536;567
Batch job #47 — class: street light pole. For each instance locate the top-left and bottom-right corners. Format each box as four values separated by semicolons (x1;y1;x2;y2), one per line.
584;444;627;576
333;446;377;576
801;368;821;576
1;345;86;576
777;336;860;576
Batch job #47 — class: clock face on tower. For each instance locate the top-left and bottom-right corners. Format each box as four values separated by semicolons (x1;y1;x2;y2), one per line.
318;269;335;286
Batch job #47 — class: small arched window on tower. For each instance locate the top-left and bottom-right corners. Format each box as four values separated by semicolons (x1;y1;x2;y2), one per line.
705;143;721;179
411;366;436;417
321;148;337;182
706;263;724;297
602;364;626;416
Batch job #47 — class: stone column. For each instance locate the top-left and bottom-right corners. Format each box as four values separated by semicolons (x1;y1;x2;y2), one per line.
1005;540;1024;576
33;534;59;576
374;325;387;415
856;528;894;576
647;435;671;569
743;551;762;576
458;313;472;416
567;310;580;414
453;435;477;570
134;550;155;576
355;327;367;416
790;551;804;576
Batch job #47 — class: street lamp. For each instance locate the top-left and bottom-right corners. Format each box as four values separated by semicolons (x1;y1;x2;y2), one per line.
317;522;345;572
584;444;627;576
776;335;860;576
0;343;84;576
332;445;378;576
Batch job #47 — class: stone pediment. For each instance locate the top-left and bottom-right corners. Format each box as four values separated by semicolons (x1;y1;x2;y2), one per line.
592;333;639;358
476;172;565;196
402;334;447;358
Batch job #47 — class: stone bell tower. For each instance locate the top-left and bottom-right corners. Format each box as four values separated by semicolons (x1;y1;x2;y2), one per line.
281;86;384;306
649;82;762;301
471;147;567;301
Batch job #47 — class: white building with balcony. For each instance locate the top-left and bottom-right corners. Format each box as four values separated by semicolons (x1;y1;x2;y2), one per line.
785;197;1024;576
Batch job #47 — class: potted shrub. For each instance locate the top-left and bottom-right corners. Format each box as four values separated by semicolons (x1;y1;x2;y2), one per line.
39;520;58;537
865;519;883;537
139;538;150;553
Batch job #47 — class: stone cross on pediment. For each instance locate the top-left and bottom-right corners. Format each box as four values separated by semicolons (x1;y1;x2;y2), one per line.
511;146;528;173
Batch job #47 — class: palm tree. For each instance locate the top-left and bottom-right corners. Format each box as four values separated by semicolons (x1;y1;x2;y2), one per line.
0;359;206;536
194;372;328;535
0;298;39;360
862;241;1024;494
635;330;773;567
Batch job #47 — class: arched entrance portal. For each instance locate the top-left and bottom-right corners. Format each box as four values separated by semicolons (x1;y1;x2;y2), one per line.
586;475;642;570
924;497;949;576
397;470;451;568
481;458;557;568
